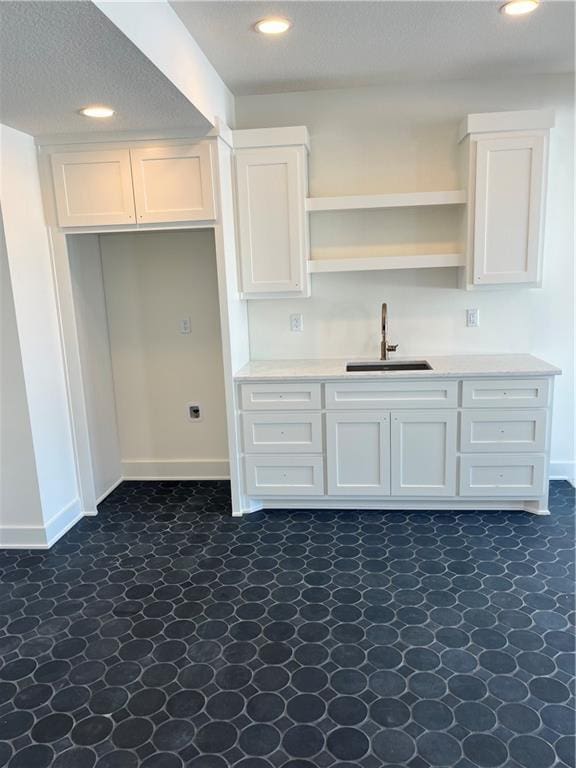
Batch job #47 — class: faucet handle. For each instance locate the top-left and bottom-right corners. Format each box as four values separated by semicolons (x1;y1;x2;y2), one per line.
387;344;399;353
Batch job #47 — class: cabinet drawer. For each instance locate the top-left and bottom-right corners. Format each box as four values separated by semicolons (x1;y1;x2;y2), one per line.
325;380;457;410
240;382;321;410
460;410;547;453
462;378;549;408
244;455;324;496
459;454;546;497
242;413;322;454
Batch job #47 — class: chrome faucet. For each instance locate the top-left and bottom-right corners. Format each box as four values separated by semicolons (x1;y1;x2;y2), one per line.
380;303;398;360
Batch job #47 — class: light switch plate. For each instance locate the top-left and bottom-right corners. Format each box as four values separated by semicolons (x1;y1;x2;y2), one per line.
466;308;480;327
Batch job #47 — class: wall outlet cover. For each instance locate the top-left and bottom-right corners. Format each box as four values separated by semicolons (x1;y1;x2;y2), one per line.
180;317;192;334
186;403;203;421
290;313;304;332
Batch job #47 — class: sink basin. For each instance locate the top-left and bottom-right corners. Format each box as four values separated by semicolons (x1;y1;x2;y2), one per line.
346;360;432;372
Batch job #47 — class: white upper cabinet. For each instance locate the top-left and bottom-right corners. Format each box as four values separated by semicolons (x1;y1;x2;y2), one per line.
51;149;136;227
130;144;215;224
473;134;545;285
460;110;553;289
50;141;215;228
233;128;310;298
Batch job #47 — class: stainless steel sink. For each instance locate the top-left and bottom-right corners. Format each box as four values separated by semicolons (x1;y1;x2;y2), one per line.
346;360;432;372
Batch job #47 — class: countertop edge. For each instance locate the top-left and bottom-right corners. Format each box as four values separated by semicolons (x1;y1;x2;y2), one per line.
233;356;562;381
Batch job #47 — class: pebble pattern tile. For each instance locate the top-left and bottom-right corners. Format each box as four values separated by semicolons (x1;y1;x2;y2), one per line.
0;480;574;768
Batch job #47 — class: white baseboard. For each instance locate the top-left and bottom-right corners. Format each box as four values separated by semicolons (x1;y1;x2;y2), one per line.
550;461;576;487
94;477;124;506
0;496;82;549
122;459;230;480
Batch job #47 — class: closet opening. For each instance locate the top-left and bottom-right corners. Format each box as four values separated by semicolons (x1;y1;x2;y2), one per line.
67;228;229;504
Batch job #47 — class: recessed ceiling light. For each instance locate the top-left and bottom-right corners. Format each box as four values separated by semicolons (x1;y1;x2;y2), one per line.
254;16;292;35
79;105;115;119
500;0;539;16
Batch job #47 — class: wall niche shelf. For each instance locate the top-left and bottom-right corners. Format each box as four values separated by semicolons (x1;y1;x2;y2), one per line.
307;253;464;274
305;190;466;213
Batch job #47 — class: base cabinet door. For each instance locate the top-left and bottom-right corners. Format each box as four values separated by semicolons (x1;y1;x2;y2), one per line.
326;412;390;496
391;410;457;496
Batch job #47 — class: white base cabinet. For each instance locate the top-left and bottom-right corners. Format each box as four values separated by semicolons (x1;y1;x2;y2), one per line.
238;373;554;514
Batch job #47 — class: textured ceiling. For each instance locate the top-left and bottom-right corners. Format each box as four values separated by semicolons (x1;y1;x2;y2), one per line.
0;1;210;138
171;0;575;95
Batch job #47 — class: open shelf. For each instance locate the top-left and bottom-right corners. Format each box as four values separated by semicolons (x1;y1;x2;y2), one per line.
305;190;466;213
307;253;464;274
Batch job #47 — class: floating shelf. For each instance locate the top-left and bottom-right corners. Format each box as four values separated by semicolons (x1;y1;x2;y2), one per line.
305;190;466;213
307;253;464;274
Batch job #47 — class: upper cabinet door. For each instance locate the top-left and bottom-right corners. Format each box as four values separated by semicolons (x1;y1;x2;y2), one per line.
51;150;136;227
472;134;545;286
130;143;215;223
235;146;309;297
390;410;457;496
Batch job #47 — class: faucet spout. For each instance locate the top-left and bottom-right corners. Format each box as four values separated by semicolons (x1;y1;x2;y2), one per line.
380;302;398;360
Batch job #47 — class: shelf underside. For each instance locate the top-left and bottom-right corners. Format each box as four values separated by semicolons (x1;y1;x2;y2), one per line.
307;253;464;273
306;190;467;212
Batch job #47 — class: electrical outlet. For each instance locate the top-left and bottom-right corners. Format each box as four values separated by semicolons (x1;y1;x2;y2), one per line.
290;313;303;333
466;308;480;328
180;317;192;335
186;403;202;421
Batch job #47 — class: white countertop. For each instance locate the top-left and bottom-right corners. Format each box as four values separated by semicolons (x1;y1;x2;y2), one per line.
234;354;561;381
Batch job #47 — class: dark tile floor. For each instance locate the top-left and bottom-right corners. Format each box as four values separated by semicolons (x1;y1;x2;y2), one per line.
0;481;574;768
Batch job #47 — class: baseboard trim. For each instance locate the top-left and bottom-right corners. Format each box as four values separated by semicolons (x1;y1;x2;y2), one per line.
550;461;576;487
0;496;82;549
94;477;124;506
121;459;230;480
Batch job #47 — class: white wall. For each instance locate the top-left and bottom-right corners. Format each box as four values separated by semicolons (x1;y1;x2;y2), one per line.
0;124;80;544
68;234;122;500
236;74;575;477
0;210;43;530
100;229;229;479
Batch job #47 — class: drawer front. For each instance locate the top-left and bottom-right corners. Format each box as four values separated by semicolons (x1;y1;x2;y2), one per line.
459;454;546;497
326;380;457;410
240;382;321;411
244;455;324;496
462;378;549;408
460;410;547;453
242;413;323;454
